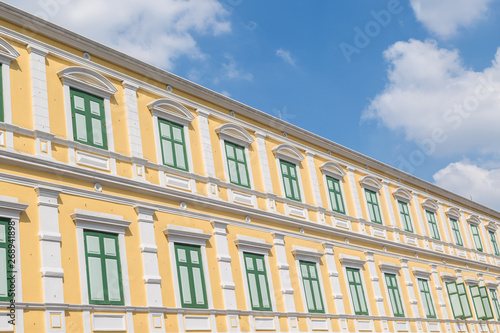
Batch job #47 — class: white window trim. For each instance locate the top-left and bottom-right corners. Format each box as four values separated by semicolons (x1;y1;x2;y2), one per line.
339;255;371;316
149;98;195;179
412;272;437;320
379;263;406;317
163;225;214;309
320;163;349;216
0;37;21;149
292;246;329;314
71;209;132;306
234;235;277;312
218;124;256;191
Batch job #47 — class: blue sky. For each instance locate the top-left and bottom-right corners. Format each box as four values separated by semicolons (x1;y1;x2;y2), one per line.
8;0;500;210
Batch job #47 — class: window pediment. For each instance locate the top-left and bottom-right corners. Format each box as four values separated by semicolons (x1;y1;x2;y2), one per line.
446;207;461;219
234;235;273;255
421;199;439;212
148;98;194;126
215;123;254;147
291;246;324;263
378;262;402;274
58;67;117;98
319;161;346;179
272;144;304;164
412;268;432;279
440;272;457;282
71;209;131;234
164;225;211;246
339;254;366;269
0;37;20;64
393;188;412;203
359;175;382;192
486;221;498;231
467;215;481;226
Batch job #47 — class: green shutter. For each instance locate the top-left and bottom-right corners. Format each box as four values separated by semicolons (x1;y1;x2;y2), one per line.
158;118;189;171
280;160;301;202
470;285;494;320
489;289;500;320
326;176;345;214
175;244;208;308
447;282;464;318
425;211;440;240
244;252;272;311
224;141;250;188
346;268;369;315
70;88;107;149
450;218;464;247
489;231;500;256
470;224;483;252
365;189;382;224
0;219;11;301
299;261;325;313
398;201;413;233
0;66;4;123
84;230;123;305
418;279;436;318
385;273;405;317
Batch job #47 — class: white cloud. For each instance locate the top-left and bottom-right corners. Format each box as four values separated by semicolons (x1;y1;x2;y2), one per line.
433;160;500;210
410;0;492;38
276;48;296;66
8;0;231;69
363;39;500;156
220;54;253;81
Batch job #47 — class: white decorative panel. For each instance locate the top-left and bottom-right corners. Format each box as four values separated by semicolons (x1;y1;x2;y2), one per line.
287;204;306;218
184;316;211;331
477;254;487;262
405;235;418;246
311;319;328;331
0;312;13;332
427;322;440;332
396;322;409;332
457;249;467;258
76;150;110;171
480;324;489;332
371;226;387;238
432;242;444;252
334;218;351;230
165;173;191;191
92;313;126;331
0;131;4;147
254;317;276;331
455;323;467;332
357;320;373;332
231;190;254;206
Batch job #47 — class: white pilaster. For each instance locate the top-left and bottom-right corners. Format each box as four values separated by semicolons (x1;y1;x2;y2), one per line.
399;259;420;317
323;242;345;314
479;219;492;254
430;265;449;319
197;109;218;199
459;212;474;251
382;181;397;228
412;192;428;237
306;151;322;207
212;221;239;332
347;167;363;218
254;131;273;193
135;206;165;333
35;186;66;333
437;202;452;245
364;251;386;316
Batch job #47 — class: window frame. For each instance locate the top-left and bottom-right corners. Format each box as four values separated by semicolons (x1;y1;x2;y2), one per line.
364;189;383;224
425;210;441;240
417;278;437;319
397;200;414;233
469;285;494;320
223;140;251;188
0;218;11;302
298;260;325;314
243;252;272;311
470;224;483;252
345;267;370;316
325;176;346;214
489;231;500;256
279;159;302;202
384;273;405;317
489;288;500;320
450;217;464;247
158;118;189;171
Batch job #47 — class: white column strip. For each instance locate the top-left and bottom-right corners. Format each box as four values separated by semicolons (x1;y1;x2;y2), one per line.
400;259;420;317
412;192;428;237
254;131;273;194
382;181;397;228
347;167;363;218
27;45;50;133
196;109;216;178
437;202;452;245
306;151;323;207
364;251;386;316
122;81;143;159
323;242;345;314
430;265;449;319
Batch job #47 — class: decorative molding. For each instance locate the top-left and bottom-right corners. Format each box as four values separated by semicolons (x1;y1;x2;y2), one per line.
319;161;346;179
421;199;439;212
272;144;304;164
467;215;481;225
0;195;29;219
412;268;432;279
234;235;273;255
392;188;412;203
339;254;366;269
378;262;402;274
147;98;194;126
0;36;19;64
57;66;117;98
215;123;254;147
463;277;479;285
291;246;324;262
446;207;461;219
359;175;382;192
71;209;131;234
440;273;457;282
163;225;211;246
486;221;498;231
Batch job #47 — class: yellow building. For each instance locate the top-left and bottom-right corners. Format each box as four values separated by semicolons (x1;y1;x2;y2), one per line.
0;2;499;333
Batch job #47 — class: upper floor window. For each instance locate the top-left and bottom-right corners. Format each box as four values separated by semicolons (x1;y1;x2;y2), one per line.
0;37;20;126
159;118;188;171
299;261;325;313
469;285;494;320
326;176;345;214
280;160;301;202
470;224;483;252
224;141;250;188
450;218;464;247
71;88;107;149
446;281;472;319
489;231;500;256
425;211;440;240
174;243;208;308
398;201;413;233
365;189;382;224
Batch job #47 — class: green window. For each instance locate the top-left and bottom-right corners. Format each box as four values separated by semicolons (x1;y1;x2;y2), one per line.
70;88;107;149
446;282;472;319
489;231;500;256
326;176;345;214
299;261;324;313
174;244;208;308
418;279;436;318
470;285;494;320
159;118;188;171
84;230;123;305
470;224;483;252
0;66;4;122
489;289;500;319
346;267;369;315
244;252;271;311
385;273;405;317
225;141;250;188
450;218;464;247
365;189;382;224
280;160;301;202
425;211;440;240
398;201;413;233
0;219;11;301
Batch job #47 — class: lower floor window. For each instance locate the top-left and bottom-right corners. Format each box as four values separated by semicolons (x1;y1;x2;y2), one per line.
84;230;124;305
175;243;208;308
244;252;272;311
470;285;494;320
299;261;324;313
0;218;10;301
446;282;472;319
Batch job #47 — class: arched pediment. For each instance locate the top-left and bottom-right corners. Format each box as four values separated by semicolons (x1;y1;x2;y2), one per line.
272;144;304;164
421;199;439;212
148;99;194;125
393;188;412;203
0;37;20;64
486;221;498;231
215;123;254;147
359;175;382;192
467;215;481;226
319;161;346;179
446;207;461;219
58;66;117;98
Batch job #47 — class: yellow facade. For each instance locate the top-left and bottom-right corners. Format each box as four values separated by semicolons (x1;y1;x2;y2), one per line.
0;3;499;333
